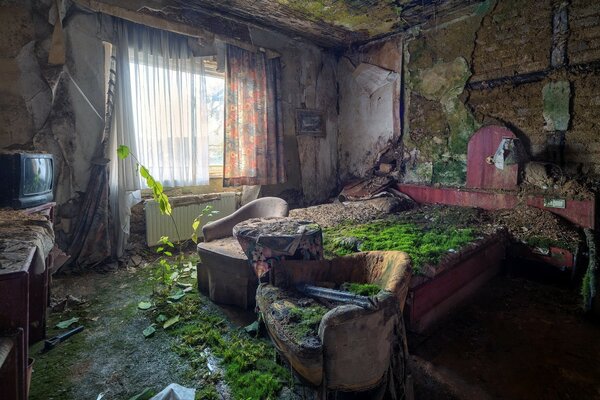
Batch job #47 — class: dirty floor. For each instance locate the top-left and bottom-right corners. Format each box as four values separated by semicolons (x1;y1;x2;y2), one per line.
30;257;600;400
30;263;201;400
29;257;306;400
409;263;600;400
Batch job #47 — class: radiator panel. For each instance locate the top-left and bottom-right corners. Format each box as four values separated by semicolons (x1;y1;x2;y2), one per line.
145;193;237;246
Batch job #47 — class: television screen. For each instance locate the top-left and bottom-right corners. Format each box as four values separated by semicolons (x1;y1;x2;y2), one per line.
23;157;53;195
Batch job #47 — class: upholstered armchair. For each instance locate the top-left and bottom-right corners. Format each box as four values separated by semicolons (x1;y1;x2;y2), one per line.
256;251;412;398
196;197;288;309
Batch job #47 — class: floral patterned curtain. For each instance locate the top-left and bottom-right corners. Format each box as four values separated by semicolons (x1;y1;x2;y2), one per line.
223;45;286;186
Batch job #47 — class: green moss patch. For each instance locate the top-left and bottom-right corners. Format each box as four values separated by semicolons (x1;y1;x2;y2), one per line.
341;282;382;297
275;0;401;35
323;219;476;274
149;282;290;399
287;304;329;341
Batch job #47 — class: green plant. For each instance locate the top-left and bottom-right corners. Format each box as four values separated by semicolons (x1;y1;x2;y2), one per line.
117;145;218;286
287;304;328;340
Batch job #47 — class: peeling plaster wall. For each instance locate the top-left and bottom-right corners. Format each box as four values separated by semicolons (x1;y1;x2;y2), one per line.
338;37;402;182
402;0;600;184
0;2;109;248
0;1;339;252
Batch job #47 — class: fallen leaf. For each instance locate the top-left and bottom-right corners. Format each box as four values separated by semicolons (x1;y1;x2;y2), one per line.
128;388;155;400
56;317;79;329
156;314;168;323
142;325;156;338
244;320;260;335
137;301;152;310
163;315;180;329
168;290;185;301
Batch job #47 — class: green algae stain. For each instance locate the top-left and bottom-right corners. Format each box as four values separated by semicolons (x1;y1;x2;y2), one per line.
443;97;481;155
432;156;467;186
276;0;401;35
543;81;571;131
407;57;481;185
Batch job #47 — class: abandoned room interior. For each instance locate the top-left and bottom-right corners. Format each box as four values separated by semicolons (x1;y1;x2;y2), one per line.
1;0;600;399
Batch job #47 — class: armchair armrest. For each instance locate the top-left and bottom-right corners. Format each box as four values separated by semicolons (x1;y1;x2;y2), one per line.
317;295;399;391
202;197;289;242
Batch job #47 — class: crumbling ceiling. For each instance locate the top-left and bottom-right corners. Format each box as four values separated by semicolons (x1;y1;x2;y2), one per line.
81;0;486;48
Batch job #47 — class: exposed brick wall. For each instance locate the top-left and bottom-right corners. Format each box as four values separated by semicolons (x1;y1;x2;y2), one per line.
403;0;600;180
472;0;553;82
569;0;600;65
567;72;600;173
468;81;546;155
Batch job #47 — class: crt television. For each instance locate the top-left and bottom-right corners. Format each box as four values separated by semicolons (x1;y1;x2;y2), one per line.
0;152;54;209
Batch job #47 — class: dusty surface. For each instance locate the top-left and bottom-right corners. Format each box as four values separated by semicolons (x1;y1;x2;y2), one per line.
289;197;414;228
409;269;600;400
491;204;582;249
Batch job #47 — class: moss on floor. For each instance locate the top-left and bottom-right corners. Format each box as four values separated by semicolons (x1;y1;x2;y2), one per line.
30;254;293;400
151;290;290;400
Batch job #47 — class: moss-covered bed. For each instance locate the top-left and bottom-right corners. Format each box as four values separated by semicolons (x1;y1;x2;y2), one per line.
321;205;492;275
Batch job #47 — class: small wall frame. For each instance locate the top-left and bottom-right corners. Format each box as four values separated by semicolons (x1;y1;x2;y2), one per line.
296;109;325;137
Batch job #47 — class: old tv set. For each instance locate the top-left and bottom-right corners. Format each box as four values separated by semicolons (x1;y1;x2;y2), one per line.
0;152;54;209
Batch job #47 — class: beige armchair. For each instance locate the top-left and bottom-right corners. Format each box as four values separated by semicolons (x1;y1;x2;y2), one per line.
196;197;289;309
256;251;412;397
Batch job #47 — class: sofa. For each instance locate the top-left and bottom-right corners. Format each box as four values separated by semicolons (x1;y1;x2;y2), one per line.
196;197;289;309
256;251;412;397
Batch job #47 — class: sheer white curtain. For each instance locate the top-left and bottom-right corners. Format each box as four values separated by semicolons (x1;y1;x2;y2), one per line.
128;29;210;187
109;21;210;256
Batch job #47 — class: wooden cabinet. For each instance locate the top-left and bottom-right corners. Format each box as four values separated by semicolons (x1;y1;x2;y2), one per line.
0;202;55;399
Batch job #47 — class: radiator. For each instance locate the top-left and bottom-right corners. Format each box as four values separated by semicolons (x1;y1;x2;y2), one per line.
145;192;238;246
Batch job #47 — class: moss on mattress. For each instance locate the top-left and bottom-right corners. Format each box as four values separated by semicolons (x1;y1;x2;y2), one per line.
341;282;382;297
288;304;329;341
323;220;476;274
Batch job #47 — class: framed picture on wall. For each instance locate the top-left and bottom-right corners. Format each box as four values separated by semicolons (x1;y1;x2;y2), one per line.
296;109;325;137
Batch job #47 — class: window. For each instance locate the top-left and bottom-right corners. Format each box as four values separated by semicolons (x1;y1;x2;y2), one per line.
128;55;224;187
204;61;225;178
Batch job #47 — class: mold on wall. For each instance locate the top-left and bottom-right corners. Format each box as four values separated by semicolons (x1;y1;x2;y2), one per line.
402;6;488;186
401;0;600;183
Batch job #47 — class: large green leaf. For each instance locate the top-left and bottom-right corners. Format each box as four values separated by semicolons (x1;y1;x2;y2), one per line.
142;325;156;338
56;317;79;329
168;289;185;301
163;315;180;329
117;145;130;160
137;301;152;310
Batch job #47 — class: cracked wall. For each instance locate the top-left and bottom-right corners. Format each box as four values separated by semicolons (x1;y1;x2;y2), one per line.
0;0;339;253
401;0;600;185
